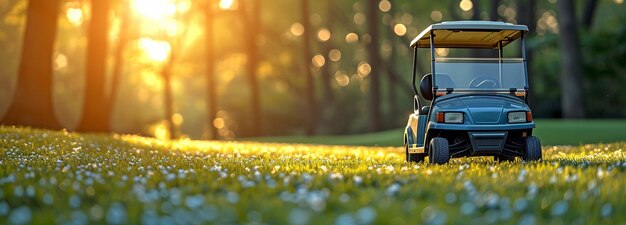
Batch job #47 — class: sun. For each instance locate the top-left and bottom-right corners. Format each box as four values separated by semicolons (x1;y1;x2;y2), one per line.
132;0;176;20
138;38;171;62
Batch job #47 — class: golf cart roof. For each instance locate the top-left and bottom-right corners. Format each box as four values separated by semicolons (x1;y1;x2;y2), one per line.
409;21;528;49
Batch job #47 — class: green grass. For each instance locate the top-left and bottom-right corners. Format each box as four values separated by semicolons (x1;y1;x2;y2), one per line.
1;126;625;224
247;119;626;146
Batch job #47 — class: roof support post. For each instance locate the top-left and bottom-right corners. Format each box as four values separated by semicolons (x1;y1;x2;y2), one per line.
411;47;418;96
521;32;529;102
498;41;503;87
429;30;436;97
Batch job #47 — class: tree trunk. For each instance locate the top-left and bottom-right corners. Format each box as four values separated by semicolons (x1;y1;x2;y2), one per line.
204;0;218;139
489;0;501;21
242;0;262;136
2;0;61;129
517;0;537;106
301;0;317;135
320;0;335;106
581;0;598;29
109;7;131;124
366;0;382;132
557;0;585;118
77;0;111;132
162;51;176;139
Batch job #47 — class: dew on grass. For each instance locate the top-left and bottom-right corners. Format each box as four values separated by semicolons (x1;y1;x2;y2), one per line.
8;206;31;225
289;208;311;225
551;200;569;216
0;201;9;216
356;207;376;224
600;203;612;217
106;202;127;225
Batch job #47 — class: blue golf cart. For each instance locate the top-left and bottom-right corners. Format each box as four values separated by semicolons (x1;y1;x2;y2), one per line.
404;21;542;164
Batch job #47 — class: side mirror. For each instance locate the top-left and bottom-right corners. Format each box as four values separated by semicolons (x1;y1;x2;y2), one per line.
419;74;433;101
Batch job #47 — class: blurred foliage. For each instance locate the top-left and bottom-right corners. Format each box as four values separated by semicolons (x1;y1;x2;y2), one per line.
0;0;625;140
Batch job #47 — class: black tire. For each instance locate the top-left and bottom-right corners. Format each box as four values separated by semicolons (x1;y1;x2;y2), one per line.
522;136;542;161
494;155;515;162
405;136;425;163
428;137;450;164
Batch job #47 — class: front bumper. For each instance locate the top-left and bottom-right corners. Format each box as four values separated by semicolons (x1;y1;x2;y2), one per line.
468;131;508;154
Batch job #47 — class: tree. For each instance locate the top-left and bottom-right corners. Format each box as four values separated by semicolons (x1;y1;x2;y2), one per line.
300;0;317;135
76;0;111;132
2;0;61;129
204;0;218;139
556;0;585;118
582;0;598;29
109;4;133;124
366;0;382;131
240;0;263;136
319;0;335;110
516;0;536;104
384;1;414;128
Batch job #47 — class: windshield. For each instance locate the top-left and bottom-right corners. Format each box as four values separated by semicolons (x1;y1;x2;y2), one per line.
433;58;527;92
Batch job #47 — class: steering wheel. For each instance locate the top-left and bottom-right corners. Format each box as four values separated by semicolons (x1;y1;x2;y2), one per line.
469;76;498;88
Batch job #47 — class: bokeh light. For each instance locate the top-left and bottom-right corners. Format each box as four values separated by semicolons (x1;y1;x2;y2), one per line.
378;0;391;13
431;10;443;22
290;23;304;36
328;49;342;62
312;54;326;67
394;24;407;36
345;33;359;43
317;28;331;42
357;62;371;77
459;0;473;12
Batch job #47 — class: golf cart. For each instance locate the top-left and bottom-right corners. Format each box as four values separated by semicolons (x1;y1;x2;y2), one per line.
404;21;542;164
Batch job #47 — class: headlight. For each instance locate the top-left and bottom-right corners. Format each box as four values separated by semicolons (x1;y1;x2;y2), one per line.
508;111;527;123
444;112;464;124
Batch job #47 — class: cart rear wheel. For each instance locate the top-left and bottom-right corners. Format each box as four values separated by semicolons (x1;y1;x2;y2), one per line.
522;136;542;161
429;137;450;164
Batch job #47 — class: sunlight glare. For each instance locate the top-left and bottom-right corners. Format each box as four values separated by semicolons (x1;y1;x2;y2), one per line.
66;7;84;26
54;53;68;71
138;38;171;62
133;0;176;20
219;0;238;10
435;48;449;57
153;121;170;140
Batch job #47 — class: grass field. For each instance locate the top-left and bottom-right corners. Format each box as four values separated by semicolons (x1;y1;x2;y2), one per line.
1;126;625;225
247;119;626;146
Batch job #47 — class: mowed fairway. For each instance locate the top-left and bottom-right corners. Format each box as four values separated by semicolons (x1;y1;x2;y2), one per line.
1;127;625;225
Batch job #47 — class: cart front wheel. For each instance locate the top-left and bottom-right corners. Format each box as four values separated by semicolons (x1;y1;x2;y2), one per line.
522;136;542;161
429;137;450;164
